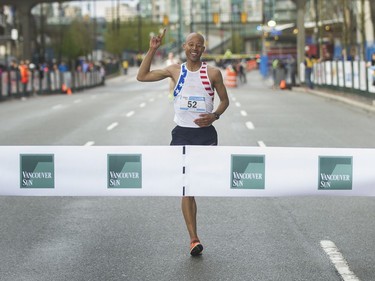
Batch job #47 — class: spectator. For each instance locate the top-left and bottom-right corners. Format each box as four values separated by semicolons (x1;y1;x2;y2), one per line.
99;62;106;85
122;60;129;75
368;53;375;86
304;53;316;89
58;62;68;72
237;59;247;84
286;56;297;87
19;60;29;98
272;58;279;88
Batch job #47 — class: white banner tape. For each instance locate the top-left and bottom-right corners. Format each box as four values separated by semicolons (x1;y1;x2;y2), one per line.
0;146;183;196
185;146;375;196
0;146;374;197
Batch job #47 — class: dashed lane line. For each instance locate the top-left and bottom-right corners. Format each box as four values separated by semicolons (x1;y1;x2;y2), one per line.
240;110;248;116
245;121;255;130
235;102;241;107
320;240;361;281
107;122;119;131
257;141;266;147
52;104;63;110
126;111;135;117
84;141;95;146
140;103;146;108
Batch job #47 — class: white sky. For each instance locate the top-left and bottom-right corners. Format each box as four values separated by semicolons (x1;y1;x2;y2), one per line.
70;0;138;18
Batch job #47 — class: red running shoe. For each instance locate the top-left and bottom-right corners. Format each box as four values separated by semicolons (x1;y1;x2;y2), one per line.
190;240;203;256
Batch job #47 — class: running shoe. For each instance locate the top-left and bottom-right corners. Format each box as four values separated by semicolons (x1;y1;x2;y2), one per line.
190;240;203;256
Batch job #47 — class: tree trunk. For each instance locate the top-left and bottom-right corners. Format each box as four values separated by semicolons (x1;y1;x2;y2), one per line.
360;0;366;60
370;1;375;40
341;0;349;60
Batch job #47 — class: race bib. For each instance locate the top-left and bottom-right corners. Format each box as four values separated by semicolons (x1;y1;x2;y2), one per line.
178;96;206;112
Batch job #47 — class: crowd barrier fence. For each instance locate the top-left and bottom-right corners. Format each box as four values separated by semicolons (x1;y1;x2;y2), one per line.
0;70;104;99
300;60;375;96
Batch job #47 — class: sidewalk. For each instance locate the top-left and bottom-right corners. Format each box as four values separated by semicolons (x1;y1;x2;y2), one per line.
291;85;375;113
242;70;375;113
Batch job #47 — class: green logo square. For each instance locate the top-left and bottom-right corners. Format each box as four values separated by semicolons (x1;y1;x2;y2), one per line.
107;154;142;188
231;155;265;189
318;156;353;190
20;154;54;188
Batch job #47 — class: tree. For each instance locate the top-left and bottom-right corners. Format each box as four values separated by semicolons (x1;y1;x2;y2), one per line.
359;0;366;60
370;2;375;40
104;20;166;57
55;20;93;62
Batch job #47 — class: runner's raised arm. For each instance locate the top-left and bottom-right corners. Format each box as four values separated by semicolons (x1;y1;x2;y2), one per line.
137;29;171;82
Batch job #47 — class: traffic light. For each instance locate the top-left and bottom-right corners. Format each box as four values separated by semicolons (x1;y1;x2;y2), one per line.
213;12;220;25
163;15;169;26
240;12;247;24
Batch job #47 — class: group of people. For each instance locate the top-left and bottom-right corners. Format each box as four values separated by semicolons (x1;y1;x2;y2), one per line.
0;58;111;97
271;56;298;90
3;60;46;97
271;53;319;90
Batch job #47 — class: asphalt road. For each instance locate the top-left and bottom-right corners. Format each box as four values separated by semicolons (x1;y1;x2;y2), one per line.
0;66;374;281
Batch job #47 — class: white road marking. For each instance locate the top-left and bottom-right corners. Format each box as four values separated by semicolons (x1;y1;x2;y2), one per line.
240;110;248;116
126;111;135;117
74;99;82;103
52;104;63;110
257;141;266;147
149;98;155;102
320;240;361;281
245;121;255;130
84;141;95;146
140;103;146;108
235;102;241;107
231;96;236;101
107;122;119;131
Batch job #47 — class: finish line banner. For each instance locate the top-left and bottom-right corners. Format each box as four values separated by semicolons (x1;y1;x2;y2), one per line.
0;146;374;196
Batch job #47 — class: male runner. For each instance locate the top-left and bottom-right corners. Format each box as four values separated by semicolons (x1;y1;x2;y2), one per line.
137;29;229;256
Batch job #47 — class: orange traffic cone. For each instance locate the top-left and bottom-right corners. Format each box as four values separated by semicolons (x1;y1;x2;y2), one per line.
66;88;72;95
279;80;287;89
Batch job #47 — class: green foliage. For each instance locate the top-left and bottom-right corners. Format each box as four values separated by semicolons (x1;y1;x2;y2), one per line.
104;19;165;55
55;20;93;60
231;31;243;53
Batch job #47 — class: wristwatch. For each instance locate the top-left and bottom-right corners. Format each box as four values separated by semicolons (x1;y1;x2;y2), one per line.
213;113;220;120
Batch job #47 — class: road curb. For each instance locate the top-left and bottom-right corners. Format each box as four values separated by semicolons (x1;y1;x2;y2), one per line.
292;87;375;113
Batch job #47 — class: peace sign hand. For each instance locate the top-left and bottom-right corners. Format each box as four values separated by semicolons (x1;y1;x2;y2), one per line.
149;29;166;50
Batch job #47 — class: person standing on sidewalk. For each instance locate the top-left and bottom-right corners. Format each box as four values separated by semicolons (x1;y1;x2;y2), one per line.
122;60;129;75
367;53;375;86
304;53;316;89
19;60;29;98
137;29;229;256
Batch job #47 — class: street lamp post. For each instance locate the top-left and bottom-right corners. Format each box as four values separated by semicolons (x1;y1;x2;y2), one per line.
40;3;45;63
296;0;306;79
